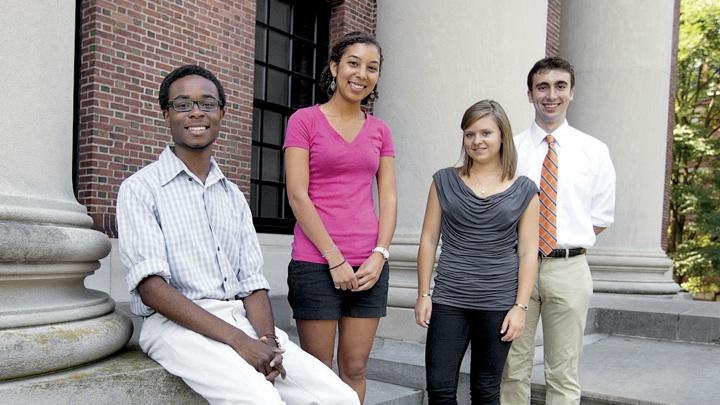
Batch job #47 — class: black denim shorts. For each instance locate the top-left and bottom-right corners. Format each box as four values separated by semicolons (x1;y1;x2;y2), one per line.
287;259;390;320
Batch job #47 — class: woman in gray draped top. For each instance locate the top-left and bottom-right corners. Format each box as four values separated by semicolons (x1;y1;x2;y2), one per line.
415;100;539;405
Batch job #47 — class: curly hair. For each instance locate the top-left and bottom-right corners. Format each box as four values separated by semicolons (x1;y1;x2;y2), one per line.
318;32;383;105
158;65;226;111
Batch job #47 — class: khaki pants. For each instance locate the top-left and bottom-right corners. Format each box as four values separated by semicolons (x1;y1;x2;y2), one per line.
501;255;593;405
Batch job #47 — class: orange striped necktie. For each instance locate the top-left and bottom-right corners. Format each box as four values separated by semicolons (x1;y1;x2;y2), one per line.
539;134;558;256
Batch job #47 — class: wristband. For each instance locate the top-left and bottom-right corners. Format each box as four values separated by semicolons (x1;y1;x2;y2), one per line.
419;291;433;298
513;303;528;311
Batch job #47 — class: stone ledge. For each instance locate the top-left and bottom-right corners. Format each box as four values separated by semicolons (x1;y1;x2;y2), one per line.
0;348;203;405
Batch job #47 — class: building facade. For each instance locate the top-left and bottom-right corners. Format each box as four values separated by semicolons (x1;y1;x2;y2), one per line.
1;0;678;381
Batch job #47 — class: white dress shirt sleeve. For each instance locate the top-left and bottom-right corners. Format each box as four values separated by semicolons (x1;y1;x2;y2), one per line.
234;189;270;297
117;179;172;315
590;144;616;228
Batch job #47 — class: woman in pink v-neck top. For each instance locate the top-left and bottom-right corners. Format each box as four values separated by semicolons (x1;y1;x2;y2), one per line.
284;104;394;264
283;32;397;402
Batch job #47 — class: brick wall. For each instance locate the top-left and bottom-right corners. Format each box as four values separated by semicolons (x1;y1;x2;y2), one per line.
546;0;562;57
329;0;377;41
77;0;377;237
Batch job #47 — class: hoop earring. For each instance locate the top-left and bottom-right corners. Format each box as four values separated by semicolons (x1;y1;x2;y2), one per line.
330;78;336;92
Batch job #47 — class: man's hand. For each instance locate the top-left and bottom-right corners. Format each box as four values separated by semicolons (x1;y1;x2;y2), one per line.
260;335;287;382
227;332;279;377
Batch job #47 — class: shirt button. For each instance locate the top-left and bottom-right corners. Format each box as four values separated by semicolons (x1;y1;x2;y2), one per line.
224;277;227;282
217;246;220;251
188;177;192;181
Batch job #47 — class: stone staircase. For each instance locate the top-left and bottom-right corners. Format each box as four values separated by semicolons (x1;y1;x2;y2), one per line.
1;294;718;404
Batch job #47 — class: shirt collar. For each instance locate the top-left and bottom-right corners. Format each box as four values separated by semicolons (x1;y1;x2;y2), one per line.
529;120;570;147
157;145;227;188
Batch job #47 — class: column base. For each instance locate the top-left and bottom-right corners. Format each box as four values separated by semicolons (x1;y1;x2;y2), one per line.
588;248;681;294
0;311;133;380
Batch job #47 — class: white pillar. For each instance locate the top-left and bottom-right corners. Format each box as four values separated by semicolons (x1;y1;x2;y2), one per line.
0;1;132;380
560;0;679;294
374;0;549;341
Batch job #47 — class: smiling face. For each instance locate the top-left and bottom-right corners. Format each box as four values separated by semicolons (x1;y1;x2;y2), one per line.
462;115;502;166
528;68;575;132
329;43;380;104
162;74;225;152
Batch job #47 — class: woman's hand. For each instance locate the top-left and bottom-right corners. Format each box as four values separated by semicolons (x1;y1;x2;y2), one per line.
414;296;432;328
500;306;526;342
352;253;385;291
329;258;358;290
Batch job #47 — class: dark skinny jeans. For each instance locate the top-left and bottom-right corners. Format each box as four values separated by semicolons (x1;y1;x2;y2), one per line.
425;303;511;405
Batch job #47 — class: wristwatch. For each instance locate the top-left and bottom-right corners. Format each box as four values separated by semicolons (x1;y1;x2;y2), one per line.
372;246;390;261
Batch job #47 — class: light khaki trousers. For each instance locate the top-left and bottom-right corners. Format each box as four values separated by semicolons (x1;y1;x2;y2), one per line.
501;255;593;405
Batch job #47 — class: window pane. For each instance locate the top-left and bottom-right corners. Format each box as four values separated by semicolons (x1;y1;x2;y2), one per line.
291;76;314;108
262;110;283;146
293;6;315;40
269;0;290;31
251;145;260;180
293;40;315;77
267;68;289;105
317;13;329;44
255;26;267;62
252;108;262;141
256;0;268;23
250;183;259;216
261;148;282;182
260;185;280;218
268;31;290;69
254;64;265;100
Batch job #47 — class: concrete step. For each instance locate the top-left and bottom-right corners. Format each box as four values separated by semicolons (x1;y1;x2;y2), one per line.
367;332;720;405
365;379;424;405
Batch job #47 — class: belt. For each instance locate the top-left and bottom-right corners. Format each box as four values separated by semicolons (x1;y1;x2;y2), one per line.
540;248;586;258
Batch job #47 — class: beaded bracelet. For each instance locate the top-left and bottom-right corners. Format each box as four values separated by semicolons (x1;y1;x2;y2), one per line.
262;333;281;348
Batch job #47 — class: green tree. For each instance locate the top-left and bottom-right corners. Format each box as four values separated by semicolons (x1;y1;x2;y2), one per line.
669;0;720;294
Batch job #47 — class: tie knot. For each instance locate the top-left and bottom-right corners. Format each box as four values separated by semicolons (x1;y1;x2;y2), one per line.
545;134;556;145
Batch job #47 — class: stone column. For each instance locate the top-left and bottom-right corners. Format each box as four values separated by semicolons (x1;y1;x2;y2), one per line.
374;0;549;341
560;0;680;294
0;1;132;380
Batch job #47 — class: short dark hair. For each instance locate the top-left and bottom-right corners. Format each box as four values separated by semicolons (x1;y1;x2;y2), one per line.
158;65;226;110
318;31;383;105
527;57;575;91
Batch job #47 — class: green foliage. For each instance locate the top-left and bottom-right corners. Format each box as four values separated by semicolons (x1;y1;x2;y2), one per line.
670;0;720;293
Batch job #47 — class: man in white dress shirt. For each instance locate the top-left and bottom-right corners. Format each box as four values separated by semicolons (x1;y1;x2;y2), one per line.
117;64;359;405
501;57;616;405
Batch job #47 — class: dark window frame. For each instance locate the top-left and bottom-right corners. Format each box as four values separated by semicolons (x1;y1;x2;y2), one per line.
251;0;330;234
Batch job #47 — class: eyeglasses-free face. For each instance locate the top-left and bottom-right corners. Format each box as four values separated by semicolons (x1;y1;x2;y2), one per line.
168;96;222;112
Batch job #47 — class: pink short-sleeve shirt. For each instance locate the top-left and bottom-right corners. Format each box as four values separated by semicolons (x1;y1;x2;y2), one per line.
283;105;395;265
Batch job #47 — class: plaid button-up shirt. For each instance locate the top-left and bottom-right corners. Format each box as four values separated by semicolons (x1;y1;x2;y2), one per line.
117;146;269;316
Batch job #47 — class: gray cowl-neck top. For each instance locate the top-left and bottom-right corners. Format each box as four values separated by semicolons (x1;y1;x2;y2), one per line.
432;167;538;311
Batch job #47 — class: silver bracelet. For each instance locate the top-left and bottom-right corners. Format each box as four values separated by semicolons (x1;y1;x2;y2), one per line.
321;245;337;258
419;291;433;298
513;303;528;311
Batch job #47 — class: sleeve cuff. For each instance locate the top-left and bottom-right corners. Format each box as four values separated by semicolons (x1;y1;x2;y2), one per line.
126;258;172;294
235;274;271;298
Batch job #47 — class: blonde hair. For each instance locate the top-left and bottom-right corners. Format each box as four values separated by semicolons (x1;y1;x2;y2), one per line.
458;99;517;180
